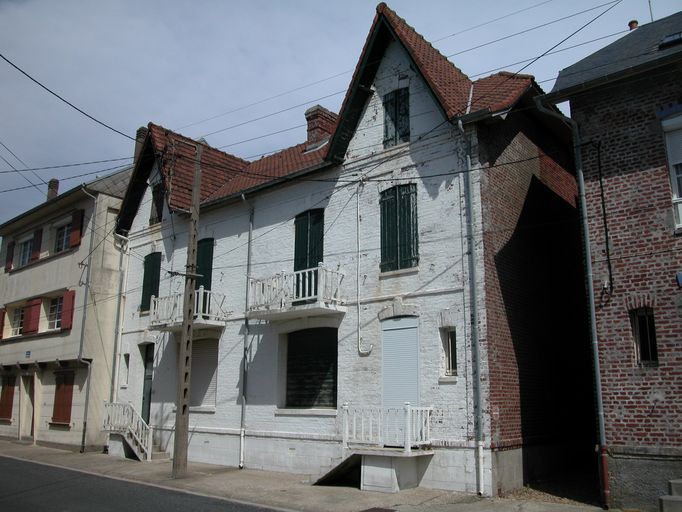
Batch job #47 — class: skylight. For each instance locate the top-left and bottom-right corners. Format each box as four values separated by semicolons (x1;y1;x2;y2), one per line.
659;32;682;50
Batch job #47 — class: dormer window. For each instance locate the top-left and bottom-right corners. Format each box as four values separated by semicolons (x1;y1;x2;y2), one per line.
383;87;410;148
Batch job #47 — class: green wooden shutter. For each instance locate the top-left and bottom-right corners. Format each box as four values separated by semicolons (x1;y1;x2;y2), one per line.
196;238;214;290
308;209;324;269
398;184;418;269
383;90;397;148
141;252;161;311
294;213;308;272
380;187;398;272
397;87;410;144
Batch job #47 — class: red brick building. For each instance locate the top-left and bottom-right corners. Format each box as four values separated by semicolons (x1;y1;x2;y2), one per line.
546;12;682;511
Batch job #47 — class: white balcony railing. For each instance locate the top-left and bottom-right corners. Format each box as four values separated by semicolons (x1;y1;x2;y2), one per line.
342;402;433;453
248;264;344;314
150;286;229;328
102;401;153;461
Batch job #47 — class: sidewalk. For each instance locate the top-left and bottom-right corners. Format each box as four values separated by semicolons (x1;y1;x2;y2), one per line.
0;439;610;512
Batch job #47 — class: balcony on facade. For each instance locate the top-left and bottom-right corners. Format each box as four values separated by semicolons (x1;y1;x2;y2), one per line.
149;286;228;331
247;265;346;321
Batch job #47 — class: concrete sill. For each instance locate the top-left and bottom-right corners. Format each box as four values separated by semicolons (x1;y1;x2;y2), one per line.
379;267;419;279
49;421;71;428
438;376;457;384
0;418;12;425
274;408;337;418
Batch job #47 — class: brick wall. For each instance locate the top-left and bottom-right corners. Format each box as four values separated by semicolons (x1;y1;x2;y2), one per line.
572;66;682;453
477;109;595;470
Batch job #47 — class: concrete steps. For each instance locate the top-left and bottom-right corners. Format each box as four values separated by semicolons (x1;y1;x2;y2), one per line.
660;479;682;512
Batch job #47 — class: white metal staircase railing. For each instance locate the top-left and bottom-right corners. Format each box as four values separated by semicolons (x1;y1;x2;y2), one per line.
342;402;433;454
102;402;153;461
150;286;229;326
248;264;344;312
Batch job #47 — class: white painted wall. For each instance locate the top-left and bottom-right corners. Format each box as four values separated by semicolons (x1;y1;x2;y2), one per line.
117;40;493;493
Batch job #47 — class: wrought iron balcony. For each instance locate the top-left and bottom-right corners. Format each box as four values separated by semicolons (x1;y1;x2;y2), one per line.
149;286;229;331
247;264;346;320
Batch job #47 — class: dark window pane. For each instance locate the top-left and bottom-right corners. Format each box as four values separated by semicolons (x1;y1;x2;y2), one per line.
286;328;337;408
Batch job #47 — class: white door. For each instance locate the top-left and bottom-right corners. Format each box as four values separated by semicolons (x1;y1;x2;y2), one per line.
382;316;419;446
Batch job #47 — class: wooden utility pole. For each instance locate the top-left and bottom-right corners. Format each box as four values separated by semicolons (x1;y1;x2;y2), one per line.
172;143;202;478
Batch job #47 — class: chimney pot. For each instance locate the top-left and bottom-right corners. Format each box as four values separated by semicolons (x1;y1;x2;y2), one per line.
47;178;59;200
628;19;639;31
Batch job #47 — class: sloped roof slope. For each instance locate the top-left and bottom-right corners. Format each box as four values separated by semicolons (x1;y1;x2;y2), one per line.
327;3;534;160
549;11;682;100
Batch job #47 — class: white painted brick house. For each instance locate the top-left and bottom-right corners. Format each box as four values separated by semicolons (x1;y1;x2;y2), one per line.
105;3;593;496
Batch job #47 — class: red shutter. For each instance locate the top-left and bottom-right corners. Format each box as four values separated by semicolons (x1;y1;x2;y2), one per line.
51;371;74;424
0;308;5;340
31;229;42;262
69;210;85;248
4;241;14;273
61;290;75;331
23;298;42;334
0;375;16;420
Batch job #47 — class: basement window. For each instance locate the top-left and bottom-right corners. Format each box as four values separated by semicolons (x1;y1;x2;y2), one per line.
631;307;659;366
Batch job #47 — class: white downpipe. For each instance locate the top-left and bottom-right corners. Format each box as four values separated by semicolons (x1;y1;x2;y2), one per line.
458;83;485;496
356;182;372;356
111;233;130;403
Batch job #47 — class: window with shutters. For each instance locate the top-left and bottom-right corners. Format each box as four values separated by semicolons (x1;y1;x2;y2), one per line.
294;210;324;271
47;296;64;330
380;184;419;272
190;339;218;408
10;307;24;336
631;307;659;366
140;252;162;312
17;238;33;268
383;87;410;148
0;376;16;421
51;371;74;425
196;238;214;291
54;223;72;253
149;182;165;225
285;328;337;408
663;115;682;229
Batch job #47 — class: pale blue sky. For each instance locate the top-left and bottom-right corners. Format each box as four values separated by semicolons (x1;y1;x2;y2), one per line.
0;0;679;221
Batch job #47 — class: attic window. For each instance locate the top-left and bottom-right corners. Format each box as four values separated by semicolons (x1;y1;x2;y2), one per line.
659;32;682;50
149;182;164;225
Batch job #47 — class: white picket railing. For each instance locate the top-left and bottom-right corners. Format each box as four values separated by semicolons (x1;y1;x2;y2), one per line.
150;286;229;327
342;402;433;453
248;264;344;312
102;402;153;461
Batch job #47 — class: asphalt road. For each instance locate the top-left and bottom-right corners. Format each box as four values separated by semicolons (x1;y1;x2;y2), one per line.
0;456;280;512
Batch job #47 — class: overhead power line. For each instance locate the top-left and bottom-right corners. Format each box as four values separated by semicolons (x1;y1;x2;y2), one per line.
0;51;135;141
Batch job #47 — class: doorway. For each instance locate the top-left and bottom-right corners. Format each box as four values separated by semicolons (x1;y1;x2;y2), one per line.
20;375;34;440
381;316;419;446
141;344;154;424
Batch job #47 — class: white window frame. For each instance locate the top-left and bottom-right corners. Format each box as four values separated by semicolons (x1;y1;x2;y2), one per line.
10;307;24;336
442;328;457;377
17;237;33;268
54;222;72;254
47;296;63;330
663;114;682;229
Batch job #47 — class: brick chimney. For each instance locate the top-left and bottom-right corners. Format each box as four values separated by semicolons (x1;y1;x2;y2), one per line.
304;105;338;146
47;178;59;200
628;19;639;31
134;126;148;163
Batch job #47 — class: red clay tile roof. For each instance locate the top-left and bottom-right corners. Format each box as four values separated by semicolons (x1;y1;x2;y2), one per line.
204;141;328;204
377;3;472;119
471;72;533;114
147;123;249;211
